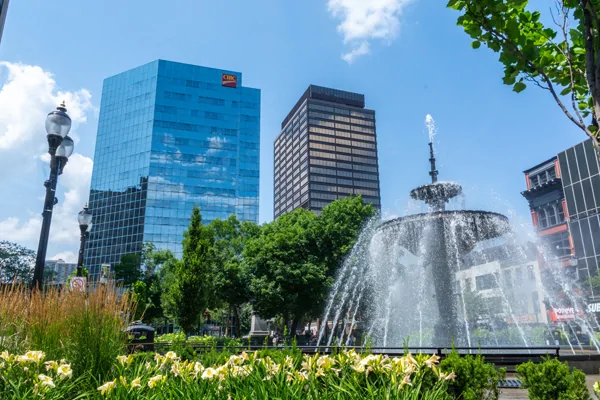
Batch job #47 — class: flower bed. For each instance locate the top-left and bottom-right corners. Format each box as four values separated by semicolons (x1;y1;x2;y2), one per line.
2;349;457;399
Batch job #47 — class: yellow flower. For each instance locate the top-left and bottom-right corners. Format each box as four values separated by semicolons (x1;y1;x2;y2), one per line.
425;354;440;368
171;363;182;377
0;351;12;362
164;351;178;360
202;367;217;380
240;351;249;361
38;374;55;389
315;368;325;377
119;376;127;386
57;364;72;380
398;375;412;389
194;362;204;374
594;381;600;393
148;374;165;388
440;371;457;381
131;377;142;388
45;360;59;372
145;361;152;370
25;351;45;363
97;379;117;396
317;355;336;370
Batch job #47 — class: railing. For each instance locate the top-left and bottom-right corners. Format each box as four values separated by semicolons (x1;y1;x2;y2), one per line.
138;342;562;359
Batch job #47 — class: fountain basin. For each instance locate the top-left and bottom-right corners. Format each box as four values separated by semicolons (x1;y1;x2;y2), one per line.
377;210;511;256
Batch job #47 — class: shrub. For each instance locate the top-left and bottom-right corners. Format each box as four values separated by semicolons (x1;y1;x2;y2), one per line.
440;351;505;400
516;357;590;400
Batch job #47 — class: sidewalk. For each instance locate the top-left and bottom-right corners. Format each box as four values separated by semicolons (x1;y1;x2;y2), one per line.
499;374;599;399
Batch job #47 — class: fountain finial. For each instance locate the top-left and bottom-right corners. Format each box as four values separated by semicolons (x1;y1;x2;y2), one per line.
429;141;438;184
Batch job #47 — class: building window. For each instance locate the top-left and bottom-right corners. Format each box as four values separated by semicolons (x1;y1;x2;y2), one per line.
529;167;556;188
527;265;535;280
475;274;499;291
532;291;540;314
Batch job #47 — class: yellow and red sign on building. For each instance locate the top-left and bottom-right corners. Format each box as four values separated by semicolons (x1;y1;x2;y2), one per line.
222;74;237;88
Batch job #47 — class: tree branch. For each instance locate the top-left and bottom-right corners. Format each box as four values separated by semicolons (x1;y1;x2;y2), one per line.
557;1;586;126
466;5;588;132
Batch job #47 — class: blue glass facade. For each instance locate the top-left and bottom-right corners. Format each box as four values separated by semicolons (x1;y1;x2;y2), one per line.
85;60;260;276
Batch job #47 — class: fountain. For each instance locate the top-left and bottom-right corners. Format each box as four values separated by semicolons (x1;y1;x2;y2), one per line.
317;115;600;350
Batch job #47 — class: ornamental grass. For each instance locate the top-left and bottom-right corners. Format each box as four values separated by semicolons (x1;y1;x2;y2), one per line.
0;283;134;381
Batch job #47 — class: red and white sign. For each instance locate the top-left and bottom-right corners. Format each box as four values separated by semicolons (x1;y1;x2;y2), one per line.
549;307;582;322
222;74;237;88
70;277;87;292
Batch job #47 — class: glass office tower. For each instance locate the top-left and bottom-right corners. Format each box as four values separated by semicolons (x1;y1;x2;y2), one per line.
85;60;260;277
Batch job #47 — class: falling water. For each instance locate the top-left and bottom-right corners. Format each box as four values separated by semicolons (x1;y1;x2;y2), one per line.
316;115;600;353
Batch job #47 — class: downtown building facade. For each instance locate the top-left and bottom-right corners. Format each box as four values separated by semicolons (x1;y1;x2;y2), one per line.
522;138;600;297
273;85;381;219
84;60;260;278
0;0;9;44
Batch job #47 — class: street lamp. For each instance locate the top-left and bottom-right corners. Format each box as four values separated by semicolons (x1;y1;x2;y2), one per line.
32;102;73;289
77;204;93;277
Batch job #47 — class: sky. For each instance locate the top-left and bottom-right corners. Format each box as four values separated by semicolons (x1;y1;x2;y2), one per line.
0;0;587;262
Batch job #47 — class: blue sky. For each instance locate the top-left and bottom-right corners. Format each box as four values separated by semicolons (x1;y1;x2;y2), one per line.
0;0;586;261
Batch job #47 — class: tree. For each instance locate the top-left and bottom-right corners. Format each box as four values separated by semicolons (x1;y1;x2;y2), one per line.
447;0;600;147
208;215;260;337
167;207;214;334
0;241;35;284
113;253;142;285
317;195;377;277
244;208;330;335
132;244;178;323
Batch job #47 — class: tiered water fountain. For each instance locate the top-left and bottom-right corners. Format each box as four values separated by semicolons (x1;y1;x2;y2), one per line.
317;116;600;351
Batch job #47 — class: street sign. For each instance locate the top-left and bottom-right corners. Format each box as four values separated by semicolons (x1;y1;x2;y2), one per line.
70;276;86;292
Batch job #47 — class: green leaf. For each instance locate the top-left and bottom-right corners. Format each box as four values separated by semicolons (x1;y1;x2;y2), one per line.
560;87;572;96
471;40;481;49
573;47;586;55
513;82;527;93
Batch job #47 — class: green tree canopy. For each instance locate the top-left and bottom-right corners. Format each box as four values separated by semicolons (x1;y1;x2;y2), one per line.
132;244;178;323
244;208;330;335
167;207;214;334
317;195;377;277
447;0;600;147
114;253;142;286
0;241;35;285
208;215;260;336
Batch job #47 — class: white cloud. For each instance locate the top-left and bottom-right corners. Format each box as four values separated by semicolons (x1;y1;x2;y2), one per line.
342;42;371;63
50;251;78;263
0;62;94;255
327;0;412;63
0;62;92;151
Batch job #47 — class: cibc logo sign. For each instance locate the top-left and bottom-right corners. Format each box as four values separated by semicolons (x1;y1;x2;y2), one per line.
222;74;237;88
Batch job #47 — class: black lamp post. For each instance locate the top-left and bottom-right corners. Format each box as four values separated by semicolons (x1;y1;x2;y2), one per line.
32;102;73;290
77;204;93;277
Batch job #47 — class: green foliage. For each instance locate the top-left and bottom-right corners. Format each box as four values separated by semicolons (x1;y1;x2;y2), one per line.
516;357;590;400
447;0;600;143
440;351;505;400
245;208;329;333
317;196;377;277
0;241;35;285
114;253;142;286
131;245;177;323
168;207;214;334
208;215;260;336
245;196;375;334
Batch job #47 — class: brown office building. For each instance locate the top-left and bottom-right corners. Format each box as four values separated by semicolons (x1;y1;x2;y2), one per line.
273;85;381;219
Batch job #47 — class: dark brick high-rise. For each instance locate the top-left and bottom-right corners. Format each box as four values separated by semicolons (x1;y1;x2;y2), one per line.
273;85;381;218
